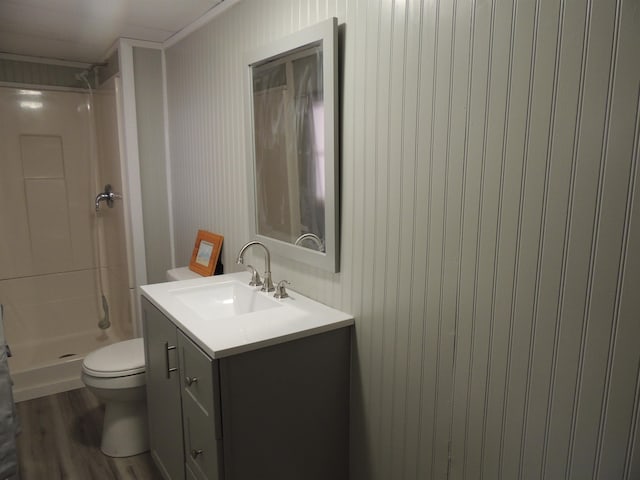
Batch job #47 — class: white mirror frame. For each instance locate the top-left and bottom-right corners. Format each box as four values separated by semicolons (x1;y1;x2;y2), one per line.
244;17;339;272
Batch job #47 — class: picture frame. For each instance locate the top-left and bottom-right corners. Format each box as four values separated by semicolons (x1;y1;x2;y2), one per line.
189;230;224;276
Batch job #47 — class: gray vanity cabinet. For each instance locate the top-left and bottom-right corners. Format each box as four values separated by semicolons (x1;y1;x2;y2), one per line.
143;297;223;480
142;297;185;480
142;295;351;480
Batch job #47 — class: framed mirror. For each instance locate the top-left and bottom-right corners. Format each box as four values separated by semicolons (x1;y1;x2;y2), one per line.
244;17;339;272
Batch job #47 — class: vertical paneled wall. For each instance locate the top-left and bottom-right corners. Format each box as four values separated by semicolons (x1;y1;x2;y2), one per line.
133;47;172;284
0;57;93;88
165;0;640;478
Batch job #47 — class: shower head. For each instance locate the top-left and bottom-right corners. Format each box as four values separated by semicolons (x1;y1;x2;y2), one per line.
75;62;107;89
75;71;89;82
75;70;93;91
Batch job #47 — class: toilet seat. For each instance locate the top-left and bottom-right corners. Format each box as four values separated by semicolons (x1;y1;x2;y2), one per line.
82;338;145;378
82;370;146;390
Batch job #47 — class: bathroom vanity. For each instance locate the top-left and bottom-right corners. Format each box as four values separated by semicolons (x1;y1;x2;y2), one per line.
140;272;353;480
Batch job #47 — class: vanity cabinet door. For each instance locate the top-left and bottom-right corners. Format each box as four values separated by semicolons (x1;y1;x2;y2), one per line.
142;297;185;480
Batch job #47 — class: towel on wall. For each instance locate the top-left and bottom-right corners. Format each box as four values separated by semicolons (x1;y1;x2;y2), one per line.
0;305;19;479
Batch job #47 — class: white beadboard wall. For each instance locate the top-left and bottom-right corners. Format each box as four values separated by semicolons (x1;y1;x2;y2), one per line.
0;57;91;88
164;0;640;478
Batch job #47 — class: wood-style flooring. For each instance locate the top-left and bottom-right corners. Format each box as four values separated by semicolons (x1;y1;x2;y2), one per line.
15;388;163;480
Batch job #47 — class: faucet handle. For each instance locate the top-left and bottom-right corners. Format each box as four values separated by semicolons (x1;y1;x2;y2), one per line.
273;280;291;299
245;265;263;287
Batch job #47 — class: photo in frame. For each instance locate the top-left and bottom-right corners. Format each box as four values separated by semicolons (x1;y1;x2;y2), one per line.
189;230;224;276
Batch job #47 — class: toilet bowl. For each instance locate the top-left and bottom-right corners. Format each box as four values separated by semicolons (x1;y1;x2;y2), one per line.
81;338;148;457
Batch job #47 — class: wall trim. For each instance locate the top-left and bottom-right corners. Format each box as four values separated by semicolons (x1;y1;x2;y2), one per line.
161;50;177;269
117;39;149;335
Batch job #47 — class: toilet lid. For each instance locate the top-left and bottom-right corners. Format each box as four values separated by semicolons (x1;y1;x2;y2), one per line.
83;338;145;378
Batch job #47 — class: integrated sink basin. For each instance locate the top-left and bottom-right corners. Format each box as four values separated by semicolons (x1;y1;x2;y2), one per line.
169;280;282;320
140;271;354;358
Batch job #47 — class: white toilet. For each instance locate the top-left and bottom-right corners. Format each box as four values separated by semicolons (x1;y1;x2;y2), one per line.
81;338;148;457
81;267;202;457
166;266;201;281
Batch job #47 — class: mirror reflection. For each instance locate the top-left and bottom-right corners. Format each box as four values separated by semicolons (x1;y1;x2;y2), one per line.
251;43;326;252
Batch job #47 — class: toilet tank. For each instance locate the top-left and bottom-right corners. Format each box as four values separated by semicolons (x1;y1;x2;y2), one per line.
166;267;202;282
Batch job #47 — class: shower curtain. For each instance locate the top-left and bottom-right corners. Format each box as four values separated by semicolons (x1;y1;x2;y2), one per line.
0;305;18;479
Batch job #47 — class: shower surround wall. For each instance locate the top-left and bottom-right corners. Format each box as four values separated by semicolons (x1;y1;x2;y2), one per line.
94;77;135;341
0;82;132;402
165;0;640;479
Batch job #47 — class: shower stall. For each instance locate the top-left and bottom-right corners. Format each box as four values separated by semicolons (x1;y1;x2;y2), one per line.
0;69;136;401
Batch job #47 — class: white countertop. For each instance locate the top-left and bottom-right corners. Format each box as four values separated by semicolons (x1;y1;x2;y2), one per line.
140;271;354;359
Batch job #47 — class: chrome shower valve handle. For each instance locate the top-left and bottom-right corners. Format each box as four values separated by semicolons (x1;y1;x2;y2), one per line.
95;184;122;212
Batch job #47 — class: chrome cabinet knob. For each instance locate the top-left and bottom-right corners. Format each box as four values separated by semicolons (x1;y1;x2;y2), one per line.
191;449;203;459
185;376;198;386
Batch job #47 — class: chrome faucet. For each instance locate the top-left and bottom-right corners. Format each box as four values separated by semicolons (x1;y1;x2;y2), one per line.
294;232;325;252
236;241;275;292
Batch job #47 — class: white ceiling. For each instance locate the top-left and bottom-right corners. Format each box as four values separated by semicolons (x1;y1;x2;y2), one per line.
0;0;224;64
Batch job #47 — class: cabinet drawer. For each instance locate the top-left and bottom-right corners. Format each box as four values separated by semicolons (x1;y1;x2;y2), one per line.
183;393;222;480
178;331;216;415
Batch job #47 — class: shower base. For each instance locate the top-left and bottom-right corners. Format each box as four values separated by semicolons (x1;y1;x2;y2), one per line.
9;329;129;402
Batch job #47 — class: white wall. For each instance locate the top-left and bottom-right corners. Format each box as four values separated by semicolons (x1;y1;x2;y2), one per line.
165;0;640;478
94;77;134;340
133;47;173;284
